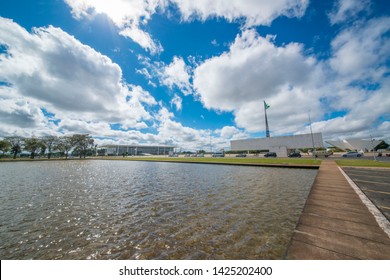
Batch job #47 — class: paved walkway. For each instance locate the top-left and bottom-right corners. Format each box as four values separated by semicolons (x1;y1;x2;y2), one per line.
286;161;390;259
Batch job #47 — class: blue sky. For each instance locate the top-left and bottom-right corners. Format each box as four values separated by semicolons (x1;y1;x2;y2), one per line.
0;0;389;151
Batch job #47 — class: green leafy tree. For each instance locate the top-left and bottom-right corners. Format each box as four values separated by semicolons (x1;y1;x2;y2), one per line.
5;136;24;159
72;134;94;159
0;139;11;158
375;141;389;150
24;137;44;159
55;136;74;159
41;136;58;159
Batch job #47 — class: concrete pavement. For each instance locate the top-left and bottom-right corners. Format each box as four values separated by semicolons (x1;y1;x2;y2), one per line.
285;161;390;259
342;167;390;221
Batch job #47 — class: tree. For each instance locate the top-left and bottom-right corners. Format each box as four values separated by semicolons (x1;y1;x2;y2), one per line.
55;136;74;159
375;141;389;150
41;136;58;159
5;136;24;159
72;134;94;159
24;137;44;159
0;139;11;158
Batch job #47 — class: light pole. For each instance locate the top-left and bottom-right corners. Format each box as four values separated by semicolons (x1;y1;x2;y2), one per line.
370;135;377;161
309;111;315;157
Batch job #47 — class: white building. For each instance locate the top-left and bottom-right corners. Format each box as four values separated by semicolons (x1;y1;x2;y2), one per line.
231;133;324;157
326;139;382;152
99;144;175;156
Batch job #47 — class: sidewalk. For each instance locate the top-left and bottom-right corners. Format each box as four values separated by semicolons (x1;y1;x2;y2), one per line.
286;161;390;259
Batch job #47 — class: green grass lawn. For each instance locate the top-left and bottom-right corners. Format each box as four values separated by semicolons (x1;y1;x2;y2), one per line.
335;159;390;168
109;156;390;168
107;156;322;166
3;156;389;168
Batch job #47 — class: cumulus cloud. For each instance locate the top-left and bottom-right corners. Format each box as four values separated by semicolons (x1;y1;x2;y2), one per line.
0;90;60;137
297;76;390;141
330;17;390;83
193;29;324;133
0;98;44;128
328;0;371;25
3;1;389;146
0;17;156;137
157;118;216;150
194;30;319;110
170;94;182;111
137;55;192;96
64;0;310;54
170;0;309;26
216;126;248;141
160;56;192;95
0;18;123;113
64;0;164;54
119;27;163;54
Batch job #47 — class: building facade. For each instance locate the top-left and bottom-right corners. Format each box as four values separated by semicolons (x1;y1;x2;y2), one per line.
231;133;324;157
326;139;382;152
99;144;175;156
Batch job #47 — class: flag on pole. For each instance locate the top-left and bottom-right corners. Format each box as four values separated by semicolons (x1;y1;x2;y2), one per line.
264;101;270;110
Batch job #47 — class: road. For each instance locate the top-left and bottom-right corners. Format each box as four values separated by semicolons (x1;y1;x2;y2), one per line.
342;167;390;221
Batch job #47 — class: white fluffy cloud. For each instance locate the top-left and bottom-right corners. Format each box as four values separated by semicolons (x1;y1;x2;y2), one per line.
216;126;249;141
170;94;182;111
312;79;390;140
0;17;156;137
160;56;192;95
193;29;324;133
0;96;53;137
64;0;309;54
64;0;164;54
328;0;371;25
119;27;163;54
170;0;309;26
0;18;121;113
330;17;390;83
2;0;389;147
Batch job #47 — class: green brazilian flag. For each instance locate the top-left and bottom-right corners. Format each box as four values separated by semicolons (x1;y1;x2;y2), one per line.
264;101;270;110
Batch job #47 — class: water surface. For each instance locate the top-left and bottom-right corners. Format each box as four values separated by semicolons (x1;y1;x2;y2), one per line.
0;160;317;259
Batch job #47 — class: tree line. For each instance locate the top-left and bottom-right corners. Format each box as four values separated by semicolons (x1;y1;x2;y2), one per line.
0;134;95;159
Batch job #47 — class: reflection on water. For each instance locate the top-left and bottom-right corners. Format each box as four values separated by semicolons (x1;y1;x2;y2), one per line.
0;160;317;259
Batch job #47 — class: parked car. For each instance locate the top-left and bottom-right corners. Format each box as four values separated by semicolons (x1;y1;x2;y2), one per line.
236;153;247;157
168;153;179;157
212;152;225;157
342;151;363;157
264;152;277;158
313;150;332;158
288;151;301;158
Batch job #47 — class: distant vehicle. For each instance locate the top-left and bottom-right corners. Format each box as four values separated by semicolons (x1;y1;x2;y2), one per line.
168;153;179;157
197;153;204;157
264;152;277;158
184;153;191;157
342;151;363;157
288;151;301;158
313;150;332;158
190;154;198;157
212;152;225;157
236;153;247;157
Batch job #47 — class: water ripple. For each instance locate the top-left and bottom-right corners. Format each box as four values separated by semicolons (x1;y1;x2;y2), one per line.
0;160;316;259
